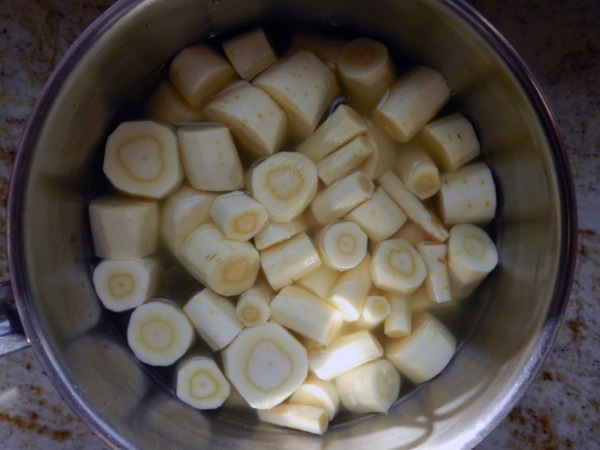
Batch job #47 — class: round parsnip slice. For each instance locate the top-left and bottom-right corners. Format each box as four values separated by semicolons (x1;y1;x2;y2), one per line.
356;295;391;329
447;223;498;299
103;120;183;199
127;299;195;366
250;152;318;223
176;356;230;410
92;258;160;312
236;281;272;327
209;191;268;241
288;375;340;420
395;142;441;200
222;322;308;410
371;238;427;295
317;220;368;271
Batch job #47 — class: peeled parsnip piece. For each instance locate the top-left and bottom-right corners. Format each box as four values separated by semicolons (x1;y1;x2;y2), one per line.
249;152;318;223
328;255;372;322
417;242;452;304
289;32;346;67
222;27;277;80
447;223;498;299
421;112;480;172
374;66;451;142
253;49;339;138
180;223;260;296
176;355;230;410
127;299;195;366
89;196;159;259
438;162;497;226
384;294;412;337
391;220;429;247
386;312;456;384
103;120;183;199
295;264;340;301
296;104;368;162
258;404;329;435
355;294;391;330
169;44;236;109
371;238;427;295
177;124;244;192
209;191;268;241
346;186;407;242
270;285;343;346
335;359;401;414
236;281;273;327
222;322;308;410
184;288;243;351
311;171;374;225
395;142;441;200
203;81;287;158
316;134;374;185
378;170;449;242
309;329;383;380
359;118;399;180
288;375;340;420
317;220;368;271
145;80;203;125
92;258;160;312
260;232;322;291
160;185;216;256
253;216;307;250
336;37;396;113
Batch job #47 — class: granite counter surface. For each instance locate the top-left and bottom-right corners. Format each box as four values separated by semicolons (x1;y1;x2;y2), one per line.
0;0;598;448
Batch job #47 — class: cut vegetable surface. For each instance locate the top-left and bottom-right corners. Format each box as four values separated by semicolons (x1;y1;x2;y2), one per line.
209;190;268;241
317;220;368;271
288;376;340;420
257;404;329;435
371;238;427;295
176;356;230;410
222;27;277;80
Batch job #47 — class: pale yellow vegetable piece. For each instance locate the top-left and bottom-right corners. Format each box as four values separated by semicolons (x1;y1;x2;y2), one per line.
317;220;368;271
127;299;195;366
235;281;273;327
176;124;244;192
390;220;429;247
222;27;277;80
249;152;318;222
386;312;456;384
288;375;340;420
270;285;343;346
378;170;449;242
358;118;399;180
309;329;383;380
335;359;401;414
395;142;441;200
310;170;374;225
374;66;451;142
253;216;307;251
346;186;407;242
103;120;183;199
253;49;339;138
421;112;480;172
289;32;346;67
371;238;427;295
355;295;391;330
222;322;308;409
180;223;260;296
417;242;453;304
295;264;340;301
183;288;243;351
438;162;497;226
296;104;368;162
336;37;396;113
145;80;203;125
327;255;372;322
384;294;412;337
160;185;216;256
447;223;498;299
203;81;287;159
260;232;322;291
176;356;230;410
257;404;329;435
169;44;236;109
92;258;160;312
89;196;159;259
209;190;268;241
316;134;374;185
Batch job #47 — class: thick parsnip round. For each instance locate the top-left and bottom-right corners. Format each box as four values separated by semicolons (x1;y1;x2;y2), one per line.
327;254;372;322
176;356;230;410
253;216;307;250
127;299;195;366
317;220;368;271
209;190;269;241
395;143;441;200
288;375;340;420
316;135;374;185
222;322;308;410
222;27;277;80
371;238;427;295
145;80;203;125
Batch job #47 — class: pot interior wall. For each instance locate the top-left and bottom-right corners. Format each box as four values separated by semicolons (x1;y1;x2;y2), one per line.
13;0;568;449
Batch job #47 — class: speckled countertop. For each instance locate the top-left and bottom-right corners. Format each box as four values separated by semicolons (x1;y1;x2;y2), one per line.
0;0;598;448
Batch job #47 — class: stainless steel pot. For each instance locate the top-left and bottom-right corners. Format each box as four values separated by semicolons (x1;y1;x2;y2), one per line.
0;0;577;448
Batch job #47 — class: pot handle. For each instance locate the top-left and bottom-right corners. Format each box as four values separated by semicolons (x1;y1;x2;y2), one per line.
0;281;30;355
